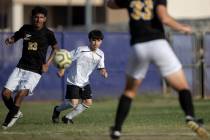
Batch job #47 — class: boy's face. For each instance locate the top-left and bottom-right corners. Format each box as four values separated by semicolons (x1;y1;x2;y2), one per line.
89;38;102;51
32;13;46;29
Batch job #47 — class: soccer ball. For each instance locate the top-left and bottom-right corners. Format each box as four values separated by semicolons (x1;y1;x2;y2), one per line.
53;49;72;69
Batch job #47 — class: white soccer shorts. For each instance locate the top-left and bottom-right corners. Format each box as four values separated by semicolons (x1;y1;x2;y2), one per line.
4;67;41;95
126;39;182;79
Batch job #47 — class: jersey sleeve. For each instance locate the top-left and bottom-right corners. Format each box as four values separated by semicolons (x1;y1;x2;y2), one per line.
115;0;130;8
97;53;105;69
48;31;57;46
13;25;25;41
157;0;167;6
69;47;80;61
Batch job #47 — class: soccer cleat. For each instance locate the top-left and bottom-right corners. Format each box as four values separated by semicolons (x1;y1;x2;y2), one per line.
52;106;60;123
62;116;73;124
2;111;23;130
186;118;209;139
110;126;121;140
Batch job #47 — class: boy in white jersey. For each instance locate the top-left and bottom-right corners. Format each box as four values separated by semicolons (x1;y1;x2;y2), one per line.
52;29;108;124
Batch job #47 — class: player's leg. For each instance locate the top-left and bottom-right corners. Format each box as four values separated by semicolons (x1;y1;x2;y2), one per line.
155;40;208;139
68;99;91;118
165;69;195;117
1;89;16;128
55;100;74;112
110;43;149;139
53;99;77;123
61;85;81;124
61;99;79;124
165;70;209;139
2;69;41;129
2;90;27;129
1;68;23;129
152;39;195;118
2;68;21;111
52;100;74;123
110;76;142;139
63;99;91;123
1;88;14;111
52;85;76;123
8;90;27;126
62;84;92;124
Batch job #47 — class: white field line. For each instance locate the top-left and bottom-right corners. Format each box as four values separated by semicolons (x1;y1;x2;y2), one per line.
0;131;197;137
0;131;65;135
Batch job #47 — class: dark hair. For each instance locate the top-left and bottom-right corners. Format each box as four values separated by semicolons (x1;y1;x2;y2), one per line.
88;29;104;40
31;6;47;17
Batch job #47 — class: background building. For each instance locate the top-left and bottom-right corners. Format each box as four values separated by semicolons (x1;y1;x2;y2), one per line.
1;0;210;98
0;0;210;32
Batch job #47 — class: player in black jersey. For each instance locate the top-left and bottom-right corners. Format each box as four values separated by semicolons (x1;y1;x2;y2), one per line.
107;0;208;139
1;6;59;129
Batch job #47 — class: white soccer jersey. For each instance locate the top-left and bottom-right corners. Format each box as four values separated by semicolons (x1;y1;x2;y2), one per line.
66;46;105;87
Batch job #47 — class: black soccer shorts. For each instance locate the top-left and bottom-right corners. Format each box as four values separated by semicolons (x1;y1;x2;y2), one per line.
65;84;92;99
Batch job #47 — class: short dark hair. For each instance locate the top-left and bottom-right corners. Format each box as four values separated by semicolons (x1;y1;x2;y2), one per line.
88;29;104;40
31;6;47;17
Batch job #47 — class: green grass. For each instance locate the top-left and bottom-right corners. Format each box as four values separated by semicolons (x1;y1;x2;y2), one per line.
0;95;210;140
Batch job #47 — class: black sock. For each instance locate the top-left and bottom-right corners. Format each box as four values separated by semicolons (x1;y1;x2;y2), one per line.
3;105;20;124
178;89;195;117
114;95;132;131
2;95;14;110
12;105;20;115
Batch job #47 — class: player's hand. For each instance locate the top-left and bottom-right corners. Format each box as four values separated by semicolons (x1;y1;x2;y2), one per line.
181;24;192;34
100;68;108;78
42;64;49;73
104;72;108;78
57;69;65;77
5;37;15;46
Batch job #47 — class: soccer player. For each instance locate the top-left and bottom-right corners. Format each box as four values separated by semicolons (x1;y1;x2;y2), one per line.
107;0;208;139
1;6;59;129
52;29;108;124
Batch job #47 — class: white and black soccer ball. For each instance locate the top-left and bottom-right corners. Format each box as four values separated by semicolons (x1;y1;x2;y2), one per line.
53;49;72;69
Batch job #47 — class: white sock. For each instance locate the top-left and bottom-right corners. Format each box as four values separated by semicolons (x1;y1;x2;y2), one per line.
66;103;89;120
56;100;73;112
186;115;194;120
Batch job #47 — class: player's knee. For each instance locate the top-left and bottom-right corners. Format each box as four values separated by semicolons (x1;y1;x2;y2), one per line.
82;100;92;107
69;100;79;107
178;89;191;95
125;76;141;91
2;88;12;98
124;90;136;99
16;91;28;98
176;84;190;91
70;103;78;108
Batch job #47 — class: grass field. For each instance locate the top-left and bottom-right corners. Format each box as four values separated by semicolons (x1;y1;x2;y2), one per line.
0;95;210;140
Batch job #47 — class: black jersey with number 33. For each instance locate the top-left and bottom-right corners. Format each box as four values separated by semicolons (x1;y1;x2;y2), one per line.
13;24;57;74
115;0;167;45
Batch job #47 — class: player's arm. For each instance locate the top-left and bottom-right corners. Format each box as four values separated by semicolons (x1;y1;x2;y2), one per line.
156;5;192;34
97;52;107;78
5;25;25;47
43;30;60;73
69;48;78;62
46;43;59;66
42;43;59;73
